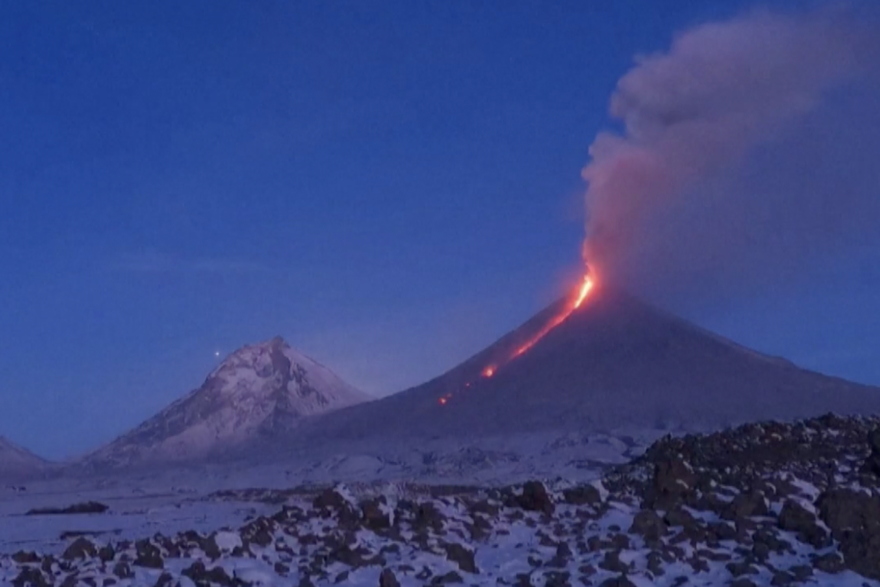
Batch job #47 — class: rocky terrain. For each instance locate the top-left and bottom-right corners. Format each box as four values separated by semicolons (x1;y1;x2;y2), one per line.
6;413;880;586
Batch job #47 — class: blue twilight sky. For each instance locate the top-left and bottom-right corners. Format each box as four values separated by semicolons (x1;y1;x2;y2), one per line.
1;0;878;459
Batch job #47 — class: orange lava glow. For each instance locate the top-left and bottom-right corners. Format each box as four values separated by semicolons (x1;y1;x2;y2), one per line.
513;273;594;358
573;274;594;309
438;271;595;407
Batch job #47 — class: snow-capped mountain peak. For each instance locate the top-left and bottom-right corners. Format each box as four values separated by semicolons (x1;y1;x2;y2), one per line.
84;337;372;469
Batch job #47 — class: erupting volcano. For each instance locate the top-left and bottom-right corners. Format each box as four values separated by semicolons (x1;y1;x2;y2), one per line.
437;271;595;406
511;273;594;360
272;280;880;453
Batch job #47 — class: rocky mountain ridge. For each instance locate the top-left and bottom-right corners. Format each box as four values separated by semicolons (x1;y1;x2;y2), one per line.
82;337;371;470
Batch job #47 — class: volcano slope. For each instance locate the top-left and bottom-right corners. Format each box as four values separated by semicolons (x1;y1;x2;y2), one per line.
0;437;48;482
285;283;880;447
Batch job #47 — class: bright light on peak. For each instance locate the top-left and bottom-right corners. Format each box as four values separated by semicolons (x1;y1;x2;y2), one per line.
439;268;595;408
573;274;595;309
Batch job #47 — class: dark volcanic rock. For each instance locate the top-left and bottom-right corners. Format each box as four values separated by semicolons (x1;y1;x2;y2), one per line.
777;499;830;548
62;537;97;561
817;488;880;579
133;539;164;569
562;485;601;506
443;543;478;574
12;551;40;564
182;560;234;586
12;567;50;587
648;457;696;508
361;497;391;530
27;501;109;516
379;568;400;587
722;490;768;520
630;510;667;542
517;481;555;515
862;428;880;476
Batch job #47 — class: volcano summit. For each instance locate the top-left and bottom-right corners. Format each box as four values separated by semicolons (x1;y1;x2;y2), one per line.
84;337;371;470
284;281;880;447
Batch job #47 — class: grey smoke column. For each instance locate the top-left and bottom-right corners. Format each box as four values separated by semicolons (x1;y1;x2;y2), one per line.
582;6;880;296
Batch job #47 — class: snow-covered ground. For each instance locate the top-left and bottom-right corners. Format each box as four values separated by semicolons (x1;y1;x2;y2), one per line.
4;415;880;586
0;428;649;555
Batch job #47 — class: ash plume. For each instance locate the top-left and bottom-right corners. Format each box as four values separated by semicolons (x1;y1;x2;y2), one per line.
582;5;880;300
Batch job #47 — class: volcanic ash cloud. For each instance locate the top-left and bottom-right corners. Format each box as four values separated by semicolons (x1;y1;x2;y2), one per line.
582;6;880;298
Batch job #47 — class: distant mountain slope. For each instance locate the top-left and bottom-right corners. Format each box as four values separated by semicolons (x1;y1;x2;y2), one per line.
84;337;371;469
281;283;880;448
0;436;47;481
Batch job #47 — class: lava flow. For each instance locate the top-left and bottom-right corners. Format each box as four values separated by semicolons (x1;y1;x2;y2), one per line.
509;273;594;361
438;272;595;406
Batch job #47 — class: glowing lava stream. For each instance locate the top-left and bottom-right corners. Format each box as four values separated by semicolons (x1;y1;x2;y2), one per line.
438;273;595;406
508;273;594;361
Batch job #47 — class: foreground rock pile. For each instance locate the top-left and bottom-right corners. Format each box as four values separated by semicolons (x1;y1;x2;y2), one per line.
4;414;880;586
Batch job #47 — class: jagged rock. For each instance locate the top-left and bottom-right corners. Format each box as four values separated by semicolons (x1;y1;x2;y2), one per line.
200;533;223;560
649;457;696;507
863;428;880;476
182;560;234;586
663;506;698;528
726;561;758;577
361;497;391;530
112;562;133;579
562;485;601;505
817;488;880;579
789;565;813;581
443;543;477;573
240;516;275;548
98;545;115;563
414;502;446;532
598;551;629;573
12;567;51;587
378;568;400;587
778;500;830;548
517;481;554;515
39;555;54;574
12;551;40;564
62;537;97;561
646;551;664;576
133;539;164;569
630;510;667;541
314;488;349;511
722;490;768;520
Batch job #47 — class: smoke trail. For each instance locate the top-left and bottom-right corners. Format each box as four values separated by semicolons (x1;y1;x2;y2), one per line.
582;5;880;299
